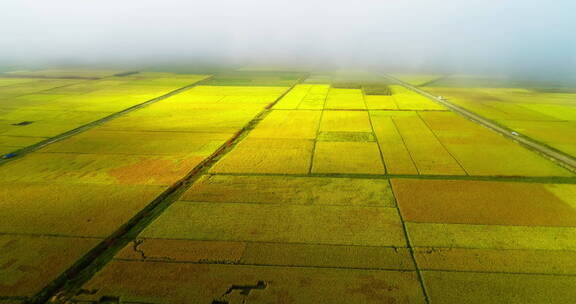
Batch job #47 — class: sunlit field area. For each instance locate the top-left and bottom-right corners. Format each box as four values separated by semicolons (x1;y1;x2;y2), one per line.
0;66;575;304
420;75;576;158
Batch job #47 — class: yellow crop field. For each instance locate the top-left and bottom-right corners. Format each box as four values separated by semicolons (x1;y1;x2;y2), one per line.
364;95;398;109
41;130;231;156
370;111;418;174
500;120;576;156
141;201;407;247
2;68;576;303
248;110;321;139
419;111;572;176
0;234;98;297
296;84;330;109
390;85;446;110
320;110;373;132
406;222;576;251
182;174;396;207
0;73;211;154
273;84;311;109
0;152;204;185
423;86;576;158
0;183;165;236
324;88;366;110
210;138;314;174
312;142;385;174
389;111;466;175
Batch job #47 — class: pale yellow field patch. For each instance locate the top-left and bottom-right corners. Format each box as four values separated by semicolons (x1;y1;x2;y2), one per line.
312;142;385;174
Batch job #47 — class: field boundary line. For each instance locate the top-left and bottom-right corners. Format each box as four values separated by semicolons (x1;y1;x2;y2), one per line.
0;75;213;166
29;75;309;304
307;85;329;173
384;74;576;174
416;111;469;175
210;171;576;184
363;91;389;174
389;180;431;303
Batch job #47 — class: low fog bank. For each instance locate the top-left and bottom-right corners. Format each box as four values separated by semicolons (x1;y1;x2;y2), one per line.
1;0;574;79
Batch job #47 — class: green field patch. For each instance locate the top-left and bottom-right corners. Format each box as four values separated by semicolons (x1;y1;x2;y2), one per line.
362;84;392;95
0;135;46;147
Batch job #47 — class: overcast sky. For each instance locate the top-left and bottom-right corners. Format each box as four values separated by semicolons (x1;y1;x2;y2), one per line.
1;0;575;74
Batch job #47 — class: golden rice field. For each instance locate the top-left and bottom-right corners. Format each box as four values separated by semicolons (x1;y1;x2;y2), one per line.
1;69;575;304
